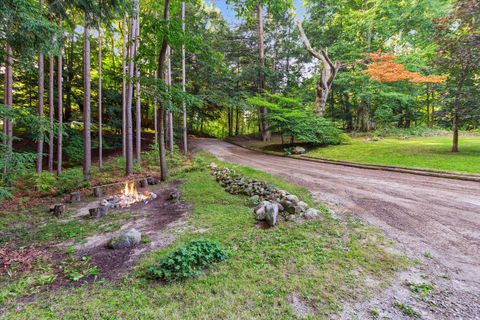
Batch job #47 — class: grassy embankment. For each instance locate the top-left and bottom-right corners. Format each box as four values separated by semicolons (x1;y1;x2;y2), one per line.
1;153;408;319
235;134;480;174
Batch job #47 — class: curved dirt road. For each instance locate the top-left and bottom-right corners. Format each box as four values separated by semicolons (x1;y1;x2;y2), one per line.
194;138;480;315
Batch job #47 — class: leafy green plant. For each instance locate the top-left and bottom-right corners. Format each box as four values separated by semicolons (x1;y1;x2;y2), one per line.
394;302;420;318
57;167;89;194
34;171;58;194
147;238;228;282
63;129;84;165
405;281;433;298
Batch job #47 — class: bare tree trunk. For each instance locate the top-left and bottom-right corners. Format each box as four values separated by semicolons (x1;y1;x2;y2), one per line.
156;0;171;181
167;46;174;151
48;55;54;172
181;1;187;154
57;47;63;175
5;45;13;152
125;9;137;176
134;4;141;166
83;12;92;180
98;27;103;168
37;0;45;174
235;106;240;136
122;15;127;159
296;20;340;116
256;3;270;141
154;70;158;143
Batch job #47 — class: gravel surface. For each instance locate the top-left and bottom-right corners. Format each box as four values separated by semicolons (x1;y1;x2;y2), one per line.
194;138;480;319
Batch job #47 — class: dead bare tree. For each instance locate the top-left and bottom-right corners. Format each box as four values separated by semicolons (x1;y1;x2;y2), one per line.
295;20;340;116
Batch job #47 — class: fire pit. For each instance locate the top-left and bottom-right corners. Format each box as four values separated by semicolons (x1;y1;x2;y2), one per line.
101;182;158;209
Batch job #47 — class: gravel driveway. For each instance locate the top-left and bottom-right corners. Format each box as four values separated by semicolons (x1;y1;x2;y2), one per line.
194;138;480;319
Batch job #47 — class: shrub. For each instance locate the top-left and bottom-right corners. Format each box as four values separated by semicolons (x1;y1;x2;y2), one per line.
63;129;84;165
147;238;228;282
34;172;58;194
58;168;89;194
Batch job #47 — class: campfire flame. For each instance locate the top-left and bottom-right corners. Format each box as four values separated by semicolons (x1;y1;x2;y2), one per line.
100;181;157;209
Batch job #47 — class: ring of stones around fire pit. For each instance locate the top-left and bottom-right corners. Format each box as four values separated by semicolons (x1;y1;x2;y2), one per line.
209;163;320;227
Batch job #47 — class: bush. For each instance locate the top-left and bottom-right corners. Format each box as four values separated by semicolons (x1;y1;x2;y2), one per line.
58;168;89;194
147;238;228;282
63;130;84;165
34;172;58;194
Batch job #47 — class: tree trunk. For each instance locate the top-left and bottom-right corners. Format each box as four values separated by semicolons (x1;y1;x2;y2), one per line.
5;45;13;152
37;0;45;174
257;3;270;141
83;13;92;180
166;46;174;152
343;93;353;130
125;10;137;176
134;3;141;166
181;1;187;154
57;47;63;175
98;27;103;168
122;14;127;160
156;0;171;181
235;106;240;136
48;55;54;172
65;35;73;121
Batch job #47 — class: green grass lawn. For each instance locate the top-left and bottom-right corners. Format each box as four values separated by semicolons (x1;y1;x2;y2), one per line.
1;153;408;319
306;136;480;174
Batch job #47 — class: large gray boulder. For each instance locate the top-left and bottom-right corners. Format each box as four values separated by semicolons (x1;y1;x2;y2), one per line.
254;201;271;220
108;228;141;250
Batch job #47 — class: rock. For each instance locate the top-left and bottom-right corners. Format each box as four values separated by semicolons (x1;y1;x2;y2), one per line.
209;162;218;169
286;194;299;204
303;208;320;220
291;146;306;154
254;201;271;220
50;204;65;217
169;191;181;200
147;176;158;185
265;203;279;227
108;228;141;249
93;187;103;198
248;195;260;203
296;201;309;211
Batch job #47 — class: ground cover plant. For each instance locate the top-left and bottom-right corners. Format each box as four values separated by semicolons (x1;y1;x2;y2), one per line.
0;153;408;319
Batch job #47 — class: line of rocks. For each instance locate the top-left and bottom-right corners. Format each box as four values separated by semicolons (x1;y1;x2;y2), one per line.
209;163;320;227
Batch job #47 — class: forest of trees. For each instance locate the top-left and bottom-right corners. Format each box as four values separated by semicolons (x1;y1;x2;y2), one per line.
1;0;479;193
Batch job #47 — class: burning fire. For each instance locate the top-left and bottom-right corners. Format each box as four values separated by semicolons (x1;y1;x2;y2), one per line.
101;181;157;208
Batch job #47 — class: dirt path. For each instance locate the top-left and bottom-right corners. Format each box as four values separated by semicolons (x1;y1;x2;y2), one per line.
194;138;480;318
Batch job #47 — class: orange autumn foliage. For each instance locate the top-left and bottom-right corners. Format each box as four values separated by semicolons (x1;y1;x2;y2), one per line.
363;52;447;84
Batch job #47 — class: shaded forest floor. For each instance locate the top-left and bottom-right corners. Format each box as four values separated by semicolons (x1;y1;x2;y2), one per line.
230;133;480;174
0;152;418;319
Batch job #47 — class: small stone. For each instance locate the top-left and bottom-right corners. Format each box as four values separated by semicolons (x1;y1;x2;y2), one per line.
286;195;299;204
169;191;181;200
303;208;320;220
209;162;218;169
291;146;306;154
296;201;309;211
108;228;141;249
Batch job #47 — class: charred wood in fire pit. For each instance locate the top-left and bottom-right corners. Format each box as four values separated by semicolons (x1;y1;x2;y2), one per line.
89;206;109;218
69;191;81;202
93;187;103;198
50;204;65;217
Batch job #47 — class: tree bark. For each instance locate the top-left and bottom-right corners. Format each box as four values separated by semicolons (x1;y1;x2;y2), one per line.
83;13;92;180
57;47;63;175
156;0;171;181
134;2;141;166
4;45;13;152
256;3;270;141
166;46;174;151
122;14;127;160
98;27;103;168
181;1;187;154
295;20;340;116
48;55;54;172
125;9;137;176
37;0;45;174
452;112;459;152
